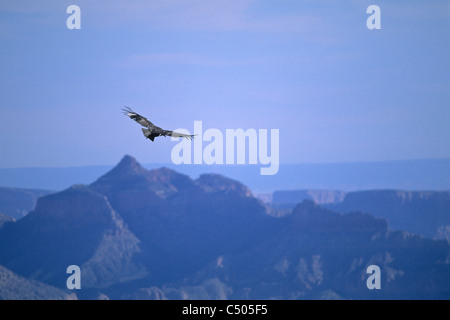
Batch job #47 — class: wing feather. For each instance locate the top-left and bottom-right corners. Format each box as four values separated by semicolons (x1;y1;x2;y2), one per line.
168;131;196;140
122;106;155;128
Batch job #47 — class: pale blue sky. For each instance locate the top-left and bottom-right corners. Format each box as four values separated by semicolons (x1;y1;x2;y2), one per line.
0;0;449;167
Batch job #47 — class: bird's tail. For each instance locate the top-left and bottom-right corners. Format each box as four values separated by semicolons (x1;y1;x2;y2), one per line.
141;128;151;138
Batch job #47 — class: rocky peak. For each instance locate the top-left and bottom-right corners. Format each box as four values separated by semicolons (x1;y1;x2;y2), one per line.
195;174;253;197
116;154;145;171
94;155;147;182
90;156;195;198
90;155;155;196
146;167;194;190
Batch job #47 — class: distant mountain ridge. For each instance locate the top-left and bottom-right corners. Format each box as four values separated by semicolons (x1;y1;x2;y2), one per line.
271;189;346;208
0;187;52;219
179;201;448;300
0;155;448;299
265;188;450;240
325;190;450;239
1;158;450;192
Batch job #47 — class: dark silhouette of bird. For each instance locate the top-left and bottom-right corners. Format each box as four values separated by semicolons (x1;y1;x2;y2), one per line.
122;106;195;142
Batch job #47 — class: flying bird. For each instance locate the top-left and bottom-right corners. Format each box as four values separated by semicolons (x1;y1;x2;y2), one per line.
122;106;195;142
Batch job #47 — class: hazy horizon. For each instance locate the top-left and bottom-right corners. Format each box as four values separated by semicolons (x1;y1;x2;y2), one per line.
1;154;450;170
1;155;450;193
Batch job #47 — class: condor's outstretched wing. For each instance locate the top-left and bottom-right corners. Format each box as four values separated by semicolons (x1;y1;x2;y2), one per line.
141;128;196;140
167;131;196;140
122;106;155;128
